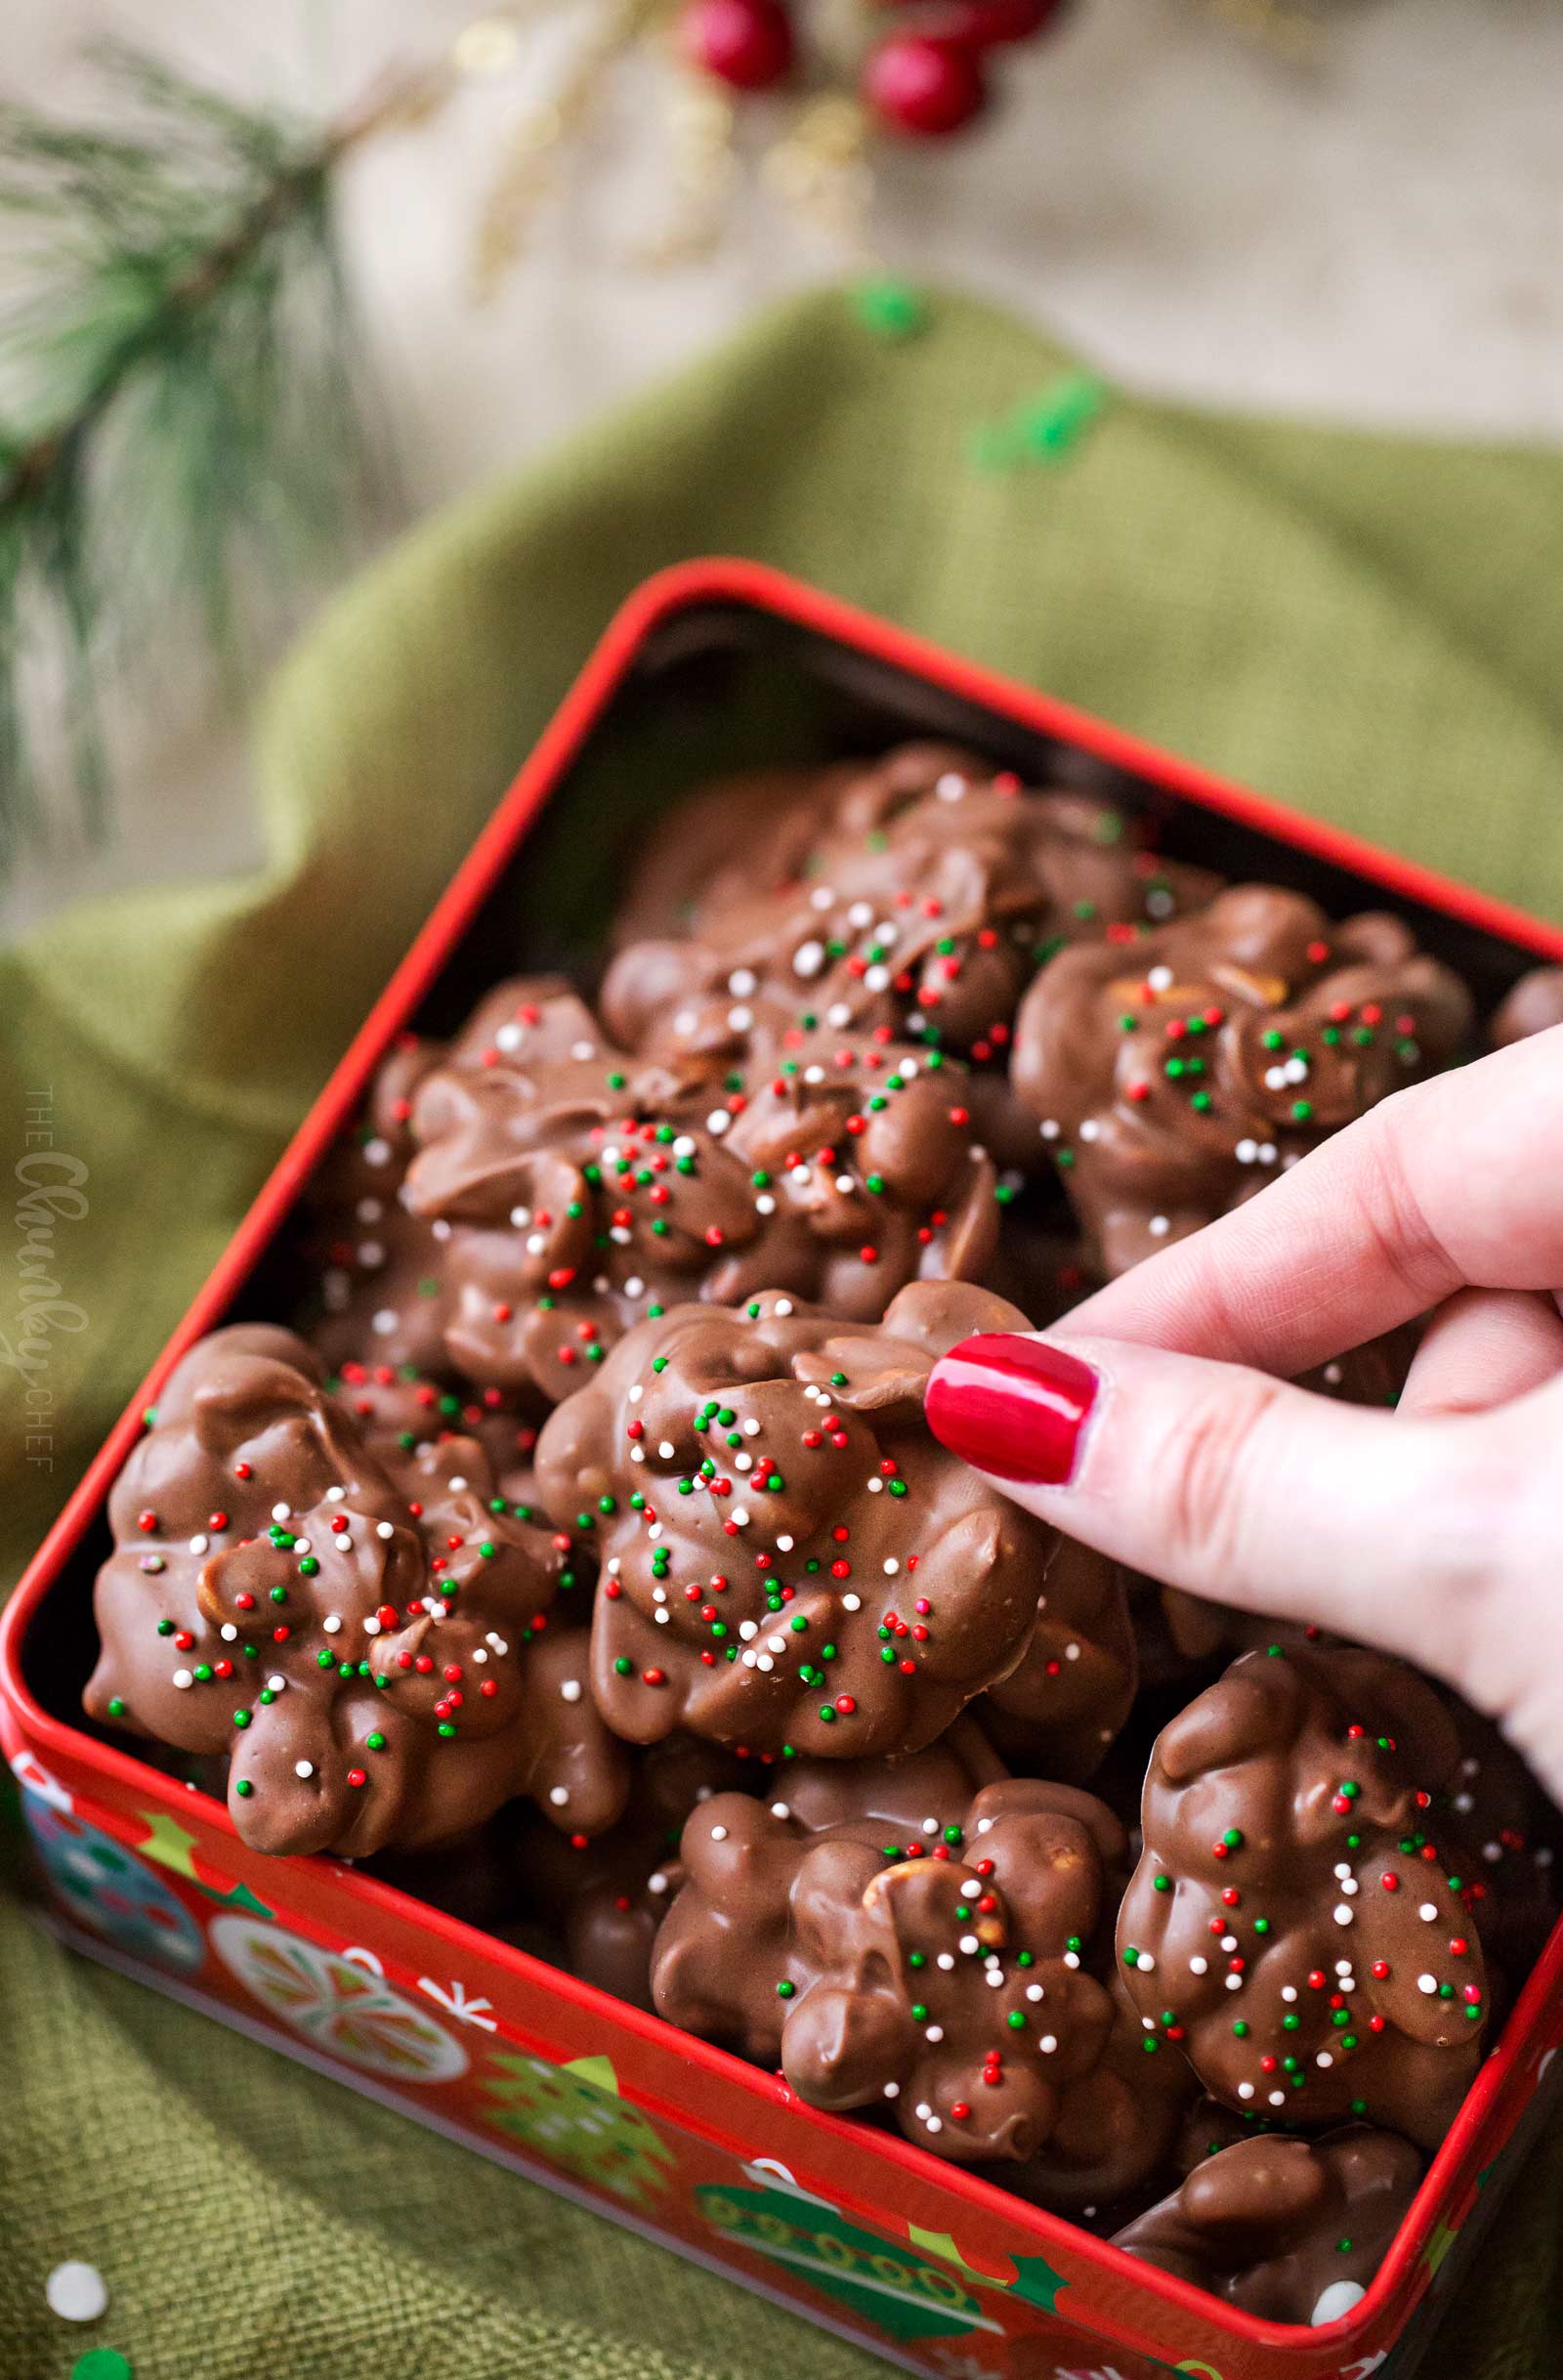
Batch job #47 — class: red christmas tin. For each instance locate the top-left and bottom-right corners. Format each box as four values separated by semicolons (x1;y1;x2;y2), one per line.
5;560;1562;2380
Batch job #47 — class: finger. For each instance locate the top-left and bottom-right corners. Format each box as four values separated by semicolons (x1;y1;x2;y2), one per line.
924;1329;1555;1707
1398;1287;1563;1418
1050;1028;1563;1376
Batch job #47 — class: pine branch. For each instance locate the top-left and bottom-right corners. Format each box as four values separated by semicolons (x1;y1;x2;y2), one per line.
0;45;430;867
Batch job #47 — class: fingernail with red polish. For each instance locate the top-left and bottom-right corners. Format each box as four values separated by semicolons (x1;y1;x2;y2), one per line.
924;1334;1101;1487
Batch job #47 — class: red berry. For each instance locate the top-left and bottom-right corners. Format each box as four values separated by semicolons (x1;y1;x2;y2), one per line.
682;0;793;88
864;33;987;137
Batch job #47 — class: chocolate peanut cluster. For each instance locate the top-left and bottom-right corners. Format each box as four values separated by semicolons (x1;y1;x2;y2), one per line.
1117;1646;1489;2149
1114;2126;1424;2323
81;741;1559;2332
1010;888;1474;1273
87;1326;627;1857
653;1770;1146;2169
533;1280;1132;1762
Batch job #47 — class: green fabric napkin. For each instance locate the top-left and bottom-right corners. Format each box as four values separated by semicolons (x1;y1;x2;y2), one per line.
3;283;1561;2380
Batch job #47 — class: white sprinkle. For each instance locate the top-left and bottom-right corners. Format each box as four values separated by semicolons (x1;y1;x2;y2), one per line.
793;940;826;979
1026;1983;1045;2002
935;773;966;803
937;1952;955;1971
1268;2090;1287;2107
323;1616;342;1636
1238;2082;1254;2100
295;1761;315;1779
1039;2034;1058;2054
376;1522;396;1541
272;1504;292;1522
925;2024;945;2043
774;1299;793;1317
778;1535;796;1553
1418;1902;1439;1922
1311;2280;1367;2327
549;1786;569;1806
710;1825;729;1843
882;2082;900;2100
1147;964;1173;992
728;1006;753;1033
1225;1974;1244;1992
628;1383;643;1403
220;1624;237;1642
1417;1973;1439;1994
46;2262;108;2324
1334;1904;1355;1926
1188;1956;1207;1976
372;1310;397;1337
882;1558;900;1577
268;1675;286;1693
1316;2052;1334;2068
1135;1950;1156;1973
958;1934;980;1955
729;969;757;997
658;1441;676;1460
1281;1985;1297;2003
363;1137;392;1168
188;1533;209;1555
561;1679;583;1703
841;1593;862;1612
570;1038;596;1061
172;1669;193;1690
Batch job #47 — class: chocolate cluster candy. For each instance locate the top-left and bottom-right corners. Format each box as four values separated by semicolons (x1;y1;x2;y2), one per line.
535;1281;1120;1760
604;753;1217;1176
86;1326;629;1857
1010;888;1474;1273
397;982;999;1402
503;1735;760;2009
610;745;991;948
1113;2126;1424;2323
654;1771;1146;2168
296;976;597;1374
1118;1647;1490;2149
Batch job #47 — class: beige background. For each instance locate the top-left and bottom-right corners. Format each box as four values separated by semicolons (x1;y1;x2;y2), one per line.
4;0;1561;929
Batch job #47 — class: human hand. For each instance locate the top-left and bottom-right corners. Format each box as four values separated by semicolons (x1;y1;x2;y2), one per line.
924;1027;1563;1797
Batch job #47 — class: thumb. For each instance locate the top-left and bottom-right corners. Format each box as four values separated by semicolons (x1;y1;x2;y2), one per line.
923;1330;1554;1710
